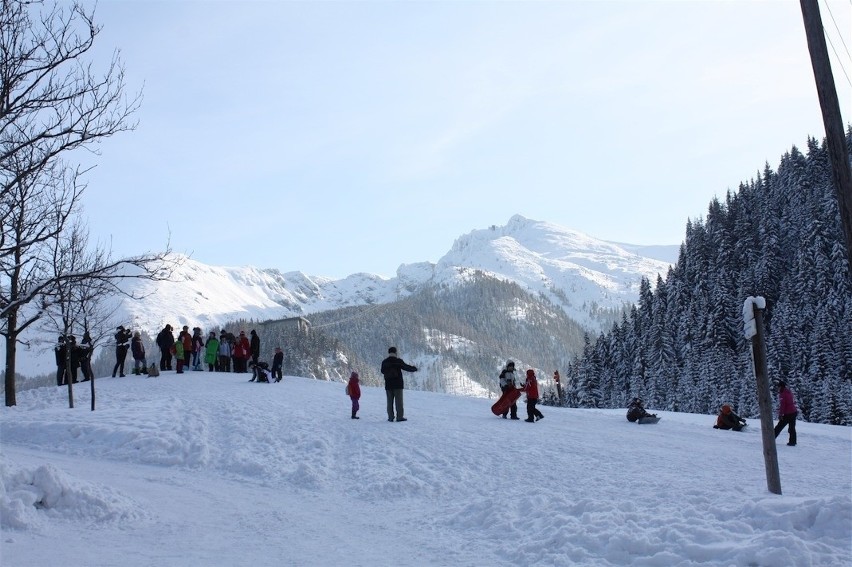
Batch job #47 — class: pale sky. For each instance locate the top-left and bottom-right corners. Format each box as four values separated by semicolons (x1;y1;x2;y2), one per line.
76;0;852;278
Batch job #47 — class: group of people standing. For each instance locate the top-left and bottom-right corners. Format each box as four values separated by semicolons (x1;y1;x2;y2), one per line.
150;325;280;378
497;361;545;422
100;324;285;382
54;332;94;386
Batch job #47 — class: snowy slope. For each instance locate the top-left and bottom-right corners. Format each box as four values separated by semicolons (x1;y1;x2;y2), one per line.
1;370;850;566
434;215;672;326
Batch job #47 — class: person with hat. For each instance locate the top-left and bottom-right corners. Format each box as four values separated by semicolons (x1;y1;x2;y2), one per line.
178;326;193;372
521;369;545;422
714;404;747;431
774;381;798;446
131;331;148;375
498;361;520;419
626;397;655;422
156;324;175;371
233;331;250;373
249;330;261;371
380;346;418;422
218;330;232;372
204;331;220;372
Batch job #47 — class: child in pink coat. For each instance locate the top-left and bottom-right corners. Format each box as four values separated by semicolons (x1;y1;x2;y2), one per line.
347;371;361;419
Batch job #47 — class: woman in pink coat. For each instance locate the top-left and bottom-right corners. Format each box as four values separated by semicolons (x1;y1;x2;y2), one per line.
347;371;361;419
522;369;545;423
774;381;798;446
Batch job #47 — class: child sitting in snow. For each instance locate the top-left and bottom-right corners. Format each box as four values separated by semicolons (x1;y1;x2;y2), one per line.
714;404;747;431
626;398;655;422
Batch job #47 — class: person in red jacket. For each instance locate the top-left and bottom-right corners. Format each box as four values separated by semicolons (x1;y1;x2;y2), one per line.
178;326;193;372
522;369;545;423
234;331;251;373
347;371;361;419
774;381;798;446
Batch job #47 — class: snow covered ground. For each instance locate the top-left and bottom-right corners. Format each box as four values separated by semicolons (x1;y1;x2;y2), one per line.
1;371;850;567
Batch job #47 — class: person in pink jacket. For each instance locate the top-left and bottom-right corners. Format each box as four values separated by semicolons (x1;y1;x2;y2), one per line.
347;371;361;419
522;369;545;423
774;381;798;446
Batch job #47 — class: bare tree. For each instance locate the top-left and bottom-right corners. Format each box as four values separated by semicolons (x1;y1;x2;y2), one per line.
1;0;173;406
41;218;125;410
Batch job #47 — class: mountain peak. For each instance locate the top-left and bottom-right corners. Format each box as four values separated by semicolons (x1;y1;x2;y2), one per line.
9;217;675;377
437;216;672;327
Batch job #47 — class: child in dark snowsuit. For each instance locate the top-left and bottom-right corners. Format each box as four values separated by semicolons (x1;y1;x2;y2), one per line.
347;371;361;419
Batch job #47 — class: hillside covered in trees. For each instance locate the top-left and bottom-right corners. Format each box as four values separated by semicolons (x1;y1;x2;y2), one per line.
561;134;852;425
238;273;589;396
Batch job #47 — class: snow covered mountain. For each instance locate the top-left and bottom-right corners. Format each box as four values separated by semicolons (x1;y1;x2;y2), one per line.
8;215;675;378
113;215;673;334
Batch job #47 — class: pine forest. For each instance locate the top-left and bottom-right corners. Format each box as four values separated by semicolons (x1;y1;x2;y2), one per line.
561;134;852;425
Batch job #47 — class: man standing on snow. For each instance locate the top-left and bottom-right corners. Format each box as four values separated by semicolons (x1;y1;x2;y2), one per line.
380;346;417;422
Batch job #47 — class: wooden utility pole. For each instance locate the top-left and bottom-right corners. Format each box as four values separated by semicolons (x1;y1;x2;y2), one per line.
800;0;852;273
743;297;782;495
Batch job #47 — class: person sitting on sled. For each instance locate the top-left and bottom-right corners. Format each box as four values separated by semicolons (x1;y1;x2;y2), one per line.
626;398;655;422
714;404;747;431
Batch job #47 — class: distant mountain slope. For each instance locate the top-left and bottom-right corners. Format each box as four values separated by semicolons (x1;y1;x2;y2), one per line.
114;215;671;336
6;216;674;379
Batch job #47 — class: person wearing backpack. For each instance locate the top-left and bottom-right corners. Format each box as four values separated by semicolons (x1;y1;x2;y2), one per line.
347;371;361;419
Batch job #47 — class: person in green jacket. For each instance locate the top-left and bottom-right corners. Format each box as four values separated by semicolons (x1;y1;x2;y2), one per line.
204;331;220;372
173;340;185;374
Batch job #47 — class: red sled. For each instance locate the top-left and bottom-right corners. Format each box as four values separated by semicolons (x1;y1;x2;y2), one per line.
491;389;521;416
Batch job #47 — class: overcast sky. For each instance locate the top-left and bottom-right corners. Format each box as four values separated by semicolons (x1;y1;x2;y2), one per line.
77;0;852;278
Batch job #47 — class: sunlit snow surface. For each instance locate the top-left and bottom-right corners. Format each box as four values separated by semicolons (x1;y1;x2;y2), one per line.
2;371;849;566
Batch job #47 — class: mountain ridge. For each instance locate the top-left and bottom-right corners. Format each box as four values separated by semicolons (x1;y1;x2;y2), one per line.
7;215;676;379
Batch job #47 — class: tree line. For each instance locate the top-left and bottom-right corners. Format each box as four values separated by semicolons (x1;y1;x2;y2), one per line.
560;134;852;425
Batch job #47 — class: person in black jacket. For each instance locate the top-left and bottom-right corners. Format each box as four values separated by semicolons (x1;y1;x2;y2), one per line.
79;331;94;381
380;346;418;422
113;326;132;377
249;330;261;378
271;347;283;382
55;335;68;386
156;324;175;371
